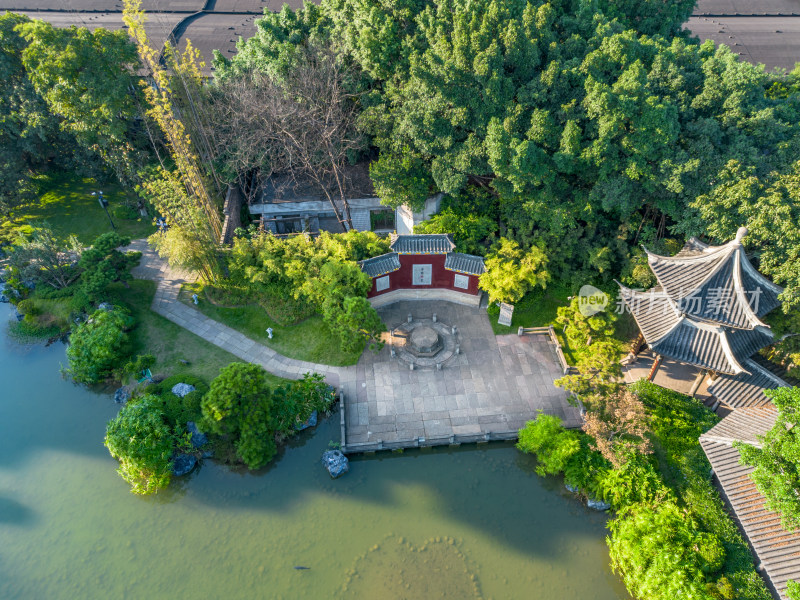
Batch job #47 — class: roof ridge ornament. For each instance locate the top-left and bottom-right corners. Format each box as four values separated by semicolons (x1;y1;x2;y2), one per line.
734;226;749;245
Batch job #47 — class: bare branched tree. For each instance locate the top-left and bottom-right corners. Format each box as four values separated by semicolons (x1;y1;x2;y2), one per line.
583;387;652;467
205;44;367;231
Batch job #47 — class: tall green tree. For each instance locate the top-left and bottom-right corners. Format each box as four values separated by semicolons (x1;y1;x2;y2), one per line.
0;13;60;215
200;362;277;469
608;501;726;600
17;20;144;183
105;395;175;495
66;308;134;384
78;232;141;300
479;237;549;304
736;387;800;531
217;0;800;294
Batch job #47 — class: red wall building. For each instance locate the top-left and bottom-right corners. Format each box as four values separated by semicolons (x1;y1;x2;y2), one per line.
359;234;485;300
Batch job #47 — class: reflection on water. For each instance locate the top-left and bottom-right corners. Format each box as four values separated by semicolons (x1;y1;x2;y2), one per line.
0;304;627;599
340;535;480;599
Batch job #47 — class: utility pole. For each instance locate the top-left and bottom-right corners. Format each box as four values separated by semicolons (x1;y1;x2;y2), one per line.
91;191;116;231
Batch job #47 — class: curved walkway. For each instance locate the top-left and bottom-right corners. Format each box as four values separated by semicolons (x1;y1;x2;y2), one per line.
126;239;581;452
126;239;349;386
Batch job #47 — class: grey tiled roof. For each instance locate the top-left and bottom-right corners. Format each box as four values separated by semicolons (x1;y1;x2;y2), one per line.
708;359;789;409
390;234;455;254
700;409;800;600
648;319;774;375
674;237;710;258
359;252;400;278
701;405;778;446
646;237;783;330
444;252;486;275
619;286;681;343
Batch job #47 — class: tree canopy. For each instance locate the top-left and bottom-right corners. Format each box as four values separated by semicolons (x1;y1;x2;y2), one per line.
66;308;134;384
737;387;800;531
200;362;277;469
217;0;800;310
104;394;175;495
78;232;141;300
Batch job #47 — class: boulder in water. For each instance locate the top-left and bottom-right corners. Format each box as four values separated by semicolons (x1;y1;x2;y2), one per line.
171;383;195;398
186;421;208;447
321;449;349;479
113;388;130;404
296;410;318;431
172;453;197;476
565;483;578;493
587;498;611;511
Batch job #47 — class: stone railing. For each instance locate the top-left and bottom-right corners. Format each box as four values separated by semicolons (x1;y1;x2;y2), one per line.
517;324;573;375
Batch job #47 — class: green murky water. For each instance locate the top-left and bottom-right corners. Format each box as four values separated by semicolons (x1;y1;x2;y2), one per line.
0;304;627;599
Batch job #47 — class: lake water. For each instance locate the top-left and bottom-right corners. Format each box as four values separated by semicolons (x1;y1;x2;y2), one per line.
0;303;627;599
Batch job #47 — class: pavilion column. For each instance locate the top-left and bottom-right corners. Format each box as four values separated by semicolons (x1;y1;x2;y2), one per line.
688;369;707;398
631;332;645;356
647;354;662;382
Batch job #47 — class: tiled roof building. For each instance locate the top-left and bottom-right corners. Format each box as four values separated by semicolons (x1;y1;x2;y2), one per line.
619;227;783;380
700;407;800;600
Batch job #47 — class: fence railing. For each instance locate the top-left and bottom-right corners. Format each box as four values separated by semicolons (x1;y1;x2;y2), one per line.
517;325;573;375
342;430;520;454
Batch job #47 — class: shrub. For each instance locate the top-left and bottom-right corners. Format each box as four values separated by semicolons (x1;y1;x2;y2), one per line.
122;354;156;381
517;414;581;476
182;390;204;418
200;363;277;469
516;413;609;497
65;308;134;383
608;501;722;600
112;204;140;220
16;298;40;316
788;580;800;600
7;319;61;342
272;373;335;437
104;394;175;495
78;232;140;301
155;373;209;397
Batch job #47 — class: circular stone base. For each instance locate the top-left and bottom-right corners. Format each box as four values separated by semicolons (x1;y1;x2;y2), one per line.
391;319;461;370
408;326;443;357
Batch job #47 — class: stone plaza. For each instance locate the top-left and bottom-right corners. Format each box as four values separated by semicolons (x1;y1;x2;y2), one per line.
339;301;583;452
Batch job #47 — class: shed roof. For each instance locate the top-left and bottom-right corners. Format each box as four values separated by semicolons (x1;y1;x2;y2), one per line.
708;359;789;409
700;409;800;600
444;252;486;276
390;234;455;255
359;252;400;278
645;230;783;330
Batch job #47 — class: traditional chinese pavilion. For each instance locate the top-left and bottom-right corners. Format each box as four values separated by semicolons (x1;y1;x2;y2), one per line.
359;234;486;307
618;227;784;394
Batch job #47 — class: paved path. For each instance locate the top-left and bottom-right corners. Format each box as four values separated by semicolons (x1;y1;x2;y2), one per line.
126;239;581;452
126;239;348;386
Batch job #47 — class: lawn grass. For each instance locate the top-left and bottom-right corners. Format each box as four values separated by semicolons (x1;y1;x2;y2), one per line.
3;171;155;244
105;280;289;388
489;280;573;335
180;282;363;367
488;279;639;366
